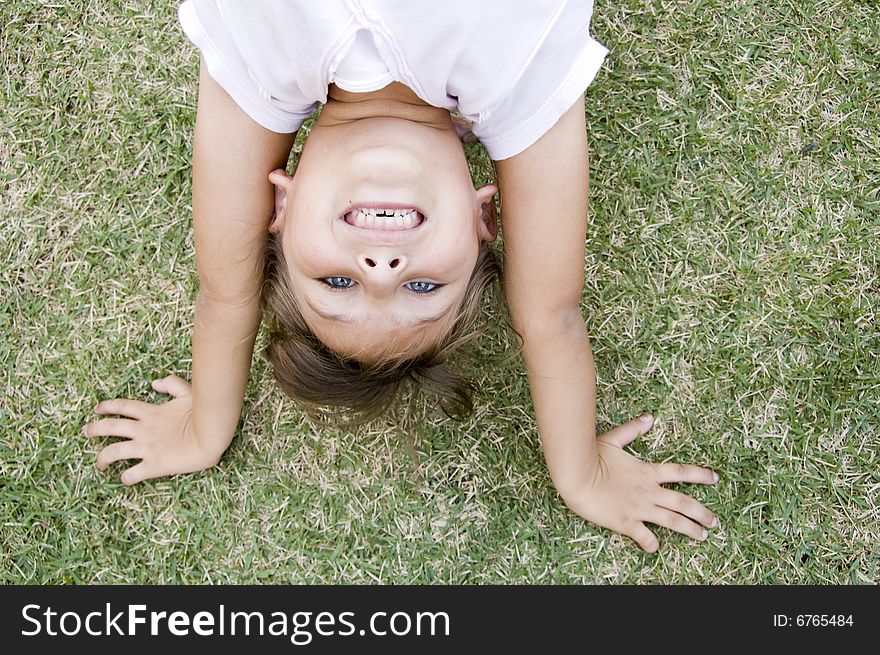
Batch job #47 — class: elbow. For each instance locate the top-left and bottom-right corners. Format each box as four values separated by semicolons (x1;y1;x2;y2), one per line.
197;281;263;309
509;301;585;342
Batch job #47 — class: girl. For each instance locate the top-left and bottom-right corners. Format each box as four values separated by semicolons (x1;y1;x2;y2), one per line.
84;0;719;552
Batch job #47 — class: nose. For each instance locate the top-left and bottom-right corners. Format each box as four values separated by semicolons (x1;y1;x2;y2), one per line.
356;253;407;292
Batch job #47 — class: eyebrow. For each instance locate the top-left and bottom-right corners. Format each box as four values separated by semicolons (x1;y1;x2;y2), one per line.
303;297;453;327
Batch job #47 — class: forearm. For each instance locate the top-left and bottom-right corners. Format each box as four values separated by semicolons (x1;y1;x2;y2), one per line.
190;290;261;460
518;309;599;500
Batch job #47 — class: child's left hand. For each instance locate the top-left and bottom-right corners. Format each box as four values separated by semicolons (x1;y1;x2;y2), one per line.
82;375;222;485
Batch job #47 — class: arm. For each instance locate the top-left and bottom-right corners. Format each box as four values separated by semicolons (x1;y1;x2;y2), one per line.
495;98;718;551
188;57;295;456
85;58;295;484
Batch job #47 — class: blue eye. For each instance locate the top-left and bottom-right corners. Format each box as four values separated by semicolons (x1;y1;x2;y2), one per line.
323;276;356;289
405;281;439;294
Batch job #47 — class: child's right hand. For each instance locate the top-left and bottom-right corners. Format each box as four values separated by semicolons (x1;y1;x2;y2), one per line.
561;415;719;553
83;375;222;485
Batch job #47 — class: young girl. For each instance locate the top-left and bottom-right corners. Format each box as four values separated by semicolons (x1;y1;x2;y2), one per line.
84;0;719;553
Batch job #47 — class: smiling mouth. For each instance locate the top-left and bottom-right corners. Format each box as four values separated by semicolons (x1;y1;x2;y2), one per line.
343;208;425;231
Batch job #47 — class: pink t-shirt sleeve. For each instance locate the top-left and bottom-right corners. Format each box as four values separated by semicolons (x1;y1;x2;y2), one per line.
471;8;608;160
179;0;315;133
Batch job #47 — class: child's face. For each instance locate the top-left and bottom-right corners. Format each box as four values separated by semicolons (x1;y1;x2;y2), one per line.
270;111;497;361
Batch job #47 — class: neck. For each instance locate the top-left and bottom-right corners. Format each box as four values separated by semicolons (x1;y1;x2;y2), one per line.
318;83;453;131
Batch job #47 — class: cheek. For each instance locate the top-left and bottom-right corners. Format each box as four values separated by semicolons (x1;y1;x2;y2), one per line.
428;233;479;273
285;225;342;276
282;248;333;303
289;250;339;283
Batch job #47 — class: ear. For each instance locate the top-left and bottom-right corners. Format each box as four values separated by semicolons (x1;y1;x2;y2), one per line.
475;184;498;242
268;168;295;234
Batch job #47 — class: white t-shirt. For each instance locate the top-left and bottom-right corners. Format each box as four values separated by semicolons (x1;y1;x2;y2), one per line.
179;0;608;160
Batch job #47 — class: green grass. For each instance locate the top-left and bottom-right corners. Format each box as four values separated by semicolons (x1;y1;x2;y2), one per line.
2;0;878;584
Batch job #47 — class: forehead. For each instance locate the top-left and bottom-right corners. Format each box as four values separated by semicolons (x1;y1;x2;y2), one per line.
303;306;456;362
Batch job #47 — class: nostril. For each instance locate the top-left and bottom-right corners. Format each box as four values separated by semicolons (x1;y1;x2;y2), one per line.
389;258;400;269
365;257;376;267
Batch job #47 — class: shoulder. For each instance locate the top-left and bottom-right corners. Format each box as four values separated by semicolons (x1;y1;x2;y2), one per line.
180;0;341;133
469;0;608;160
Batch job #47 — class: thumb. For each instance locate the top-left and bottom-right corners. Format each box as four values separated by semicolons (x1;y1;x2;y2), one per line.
152;375;191;399
598;414;654;448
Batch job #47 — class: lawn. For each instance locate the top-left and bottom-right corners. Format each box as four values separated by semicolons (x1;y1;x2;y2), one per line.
2;0;877;584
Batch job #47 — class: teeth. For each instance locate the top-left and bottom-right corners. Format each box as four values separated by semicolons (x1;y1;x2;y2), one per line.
350;208;418;229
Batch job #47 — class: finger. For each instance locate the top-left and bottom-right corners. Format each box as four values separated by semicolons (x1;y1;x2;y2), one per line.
628;522;660;553
654;462;718;486
151;375;191;399
93;398;151;420
120;461;152;486
657;489;717;529
599;414;654;448
96;440;141;472
83;418;138;440
648;507;709;542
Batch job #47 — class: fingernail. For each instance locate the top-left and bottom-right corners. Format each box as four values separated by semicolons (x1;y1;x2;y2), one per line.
701;529;708;541
640;414;653;423
711;516;719;528
713;472;720;484
81;425;88;436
